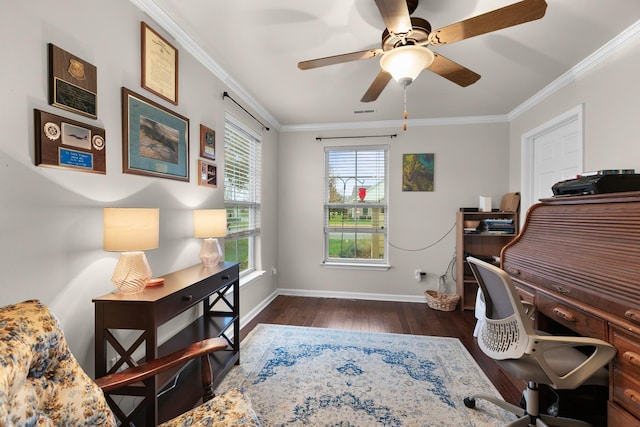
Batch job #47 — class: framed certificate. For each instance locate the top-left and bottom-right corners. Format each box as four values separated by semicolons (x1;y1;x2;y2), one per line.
141;22;178;105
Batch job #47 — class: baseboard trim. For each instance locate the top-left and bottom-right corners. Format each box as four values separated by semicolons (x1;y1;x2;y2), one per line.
275;288;427;303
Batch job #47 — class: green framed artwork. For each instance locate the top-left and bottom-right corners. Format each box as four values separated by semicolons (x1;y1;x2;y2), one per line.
121;87;189;181
402;153;434;191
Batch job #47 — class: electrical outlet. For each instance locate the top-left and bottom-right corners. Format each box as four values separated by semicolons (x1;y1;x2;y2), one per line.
271;267;277;276
415;269;423;282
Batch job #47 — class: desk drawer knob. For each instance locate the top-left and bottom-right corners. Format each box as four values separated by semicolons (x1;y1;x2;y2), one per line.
624;389;640;406
623;351;640;369
182;294;193;302
222;275;230;280
625;309;640;325
552;307;576;322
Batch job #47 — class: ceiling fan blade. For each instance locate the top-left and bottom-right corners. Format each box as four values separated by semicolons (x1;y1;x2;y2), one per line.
361;71;393;102
375;0;413;35
427;53;481;87
298;48;384;70
428;0;547;46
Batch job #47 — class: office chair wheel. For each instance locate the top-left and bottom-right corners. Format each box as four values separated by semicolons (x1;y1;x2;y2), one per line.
463;397;476;409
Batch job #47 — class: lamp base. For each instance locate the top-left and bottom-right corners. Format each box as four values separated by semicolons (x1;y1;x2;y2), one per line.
112;251;152;294
200;238;223;266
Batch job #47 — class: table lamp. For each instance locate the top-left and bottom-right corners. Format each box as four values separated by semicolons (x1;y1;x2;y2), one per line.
103;208;159;294
193;209;227;266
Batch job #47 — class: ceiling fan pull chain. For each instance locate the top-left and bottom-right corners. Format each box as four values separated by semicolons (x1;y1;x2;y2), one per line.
403;82;408;131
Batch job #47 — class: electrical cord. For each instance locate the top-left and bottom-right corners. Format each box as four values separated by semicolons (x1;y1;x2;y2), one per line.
388;220;456;252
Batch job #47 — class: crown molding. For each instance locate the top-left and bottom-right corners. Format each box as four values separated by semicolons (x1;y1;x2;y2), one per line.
129;0;281;130
509;20;640;120
279;115;508;133
130;0;639;133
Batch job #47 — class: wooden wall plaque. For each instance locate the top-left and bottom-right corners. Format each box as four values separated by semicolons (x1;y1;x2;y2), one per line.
34;109;106;174
49;44;98;119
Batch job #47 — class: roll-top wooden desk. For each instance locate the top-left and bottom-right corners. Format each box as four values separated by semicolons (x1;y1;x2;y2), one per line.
501;191;640;426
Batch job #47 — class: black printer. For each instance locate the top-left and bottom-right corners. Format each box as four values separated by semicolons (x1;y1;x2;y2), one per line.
552;174;640;196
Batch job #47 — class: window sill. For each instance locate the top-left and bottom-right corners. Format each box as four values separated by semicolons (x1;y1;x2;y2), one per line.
239;270;266;288
322;262;391;271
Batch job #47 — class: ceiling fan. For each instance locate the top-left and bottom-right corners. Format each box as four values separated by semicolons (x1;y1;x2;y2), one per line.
298;0;548;103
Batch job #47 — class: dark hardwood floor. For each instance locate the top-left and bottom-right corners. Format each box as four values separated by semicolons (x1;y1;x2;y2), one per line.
240;295;608;426
240;295;525;406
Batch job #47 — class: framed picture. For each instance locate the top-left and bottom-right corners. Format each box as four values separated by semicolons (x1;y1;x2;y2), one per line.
121;87;189;181
198;159;217;188
402;153;435;191
34;109;106;173
141;22;178;105
48;44;98;119
199;124;216;160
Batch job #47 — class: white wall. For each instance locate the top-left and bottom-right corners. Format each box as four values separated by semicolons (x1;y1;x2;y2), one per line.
508;32;640;191
277;122;510;300
0;0;278;375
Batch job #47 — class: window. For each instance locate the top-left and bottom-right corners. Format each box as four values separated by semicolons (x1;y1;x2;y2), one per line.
324;145;388;266
224;114;261;275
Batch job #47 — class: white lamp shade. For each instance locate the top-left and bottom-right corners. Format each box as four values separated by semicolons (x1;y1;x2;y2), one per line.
380;45;435;85
193;209;227;238
103;208;159;251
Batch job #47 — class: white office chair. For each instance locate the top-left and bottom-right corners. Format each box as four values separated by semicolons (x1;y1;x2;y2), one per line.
463;256;616;427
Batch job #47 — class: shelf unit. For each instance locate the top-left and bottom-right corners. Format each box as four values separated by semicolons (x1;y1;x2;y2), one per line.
455;211;518;311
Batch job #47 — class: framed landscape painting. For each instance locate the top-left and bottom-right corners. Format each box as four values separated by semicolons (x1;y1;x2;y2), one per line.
121;87;189;181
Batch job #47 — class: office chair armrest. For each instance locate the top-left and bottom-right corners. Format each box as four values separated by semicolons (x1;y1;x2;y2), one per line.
528;334;616;389
95;337;228;392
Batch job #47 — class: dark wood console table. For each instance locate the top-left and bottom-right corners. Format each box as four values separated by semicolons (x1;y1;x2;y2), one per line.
501;192;640;426
93;262;240;426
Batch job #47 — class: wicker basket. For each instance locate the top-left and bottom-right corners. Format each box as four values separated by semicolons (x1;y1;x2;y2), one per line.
424;290;460;312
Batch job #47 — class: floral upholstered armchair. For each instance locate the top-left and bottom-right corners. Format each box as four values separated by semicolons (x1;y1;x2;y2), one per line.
0;300;260;426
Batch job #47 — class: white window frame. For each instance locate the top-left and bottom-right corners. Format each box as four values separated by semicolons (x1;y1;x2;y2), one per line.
224;114;261;276
323;145;389;269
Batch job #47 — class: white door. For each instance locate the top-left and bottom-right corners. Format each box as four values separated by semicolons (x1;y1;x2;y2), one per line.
521;105;584;220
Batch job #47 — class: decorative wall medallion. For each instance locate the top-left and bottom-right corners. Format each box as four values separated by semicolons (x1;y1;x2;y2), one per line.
43;122;61;141
92;134;105;151
67;58;86;80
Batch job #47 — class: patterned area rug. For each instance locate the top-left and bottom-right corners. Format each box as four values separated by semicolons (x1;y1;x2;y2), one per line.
216;324;516;426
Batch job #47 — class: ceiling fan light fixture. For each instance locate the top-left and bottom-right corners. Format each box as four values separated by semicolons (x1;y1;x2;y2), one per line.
380;45;434;86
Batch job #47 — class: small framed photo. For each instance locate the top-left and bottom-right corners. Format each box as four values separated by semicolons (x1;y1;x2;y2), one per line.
198;159;217;188
199;124;216;160
141;22;178;105
122;87;189;181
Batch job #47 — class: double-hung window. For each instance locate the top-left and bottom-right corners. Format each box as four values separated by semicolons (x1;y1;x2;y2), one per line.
224;114;261;275
324;145;388;266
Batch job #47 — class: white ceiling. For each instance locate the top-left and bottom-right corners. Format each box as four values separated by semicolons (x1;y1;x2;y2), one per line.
138;0;640;129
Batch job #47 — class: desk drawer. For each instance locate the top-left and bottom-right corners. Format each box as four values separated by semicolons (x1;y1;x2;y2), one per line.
157;276;222;322
614;368;640;419
613;328;640;373
609;401;640;427
537;292;606;340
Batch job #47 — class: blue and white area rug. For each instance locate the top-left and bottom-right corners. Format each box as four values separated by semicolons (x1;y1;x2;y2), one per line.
216;324;516;426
